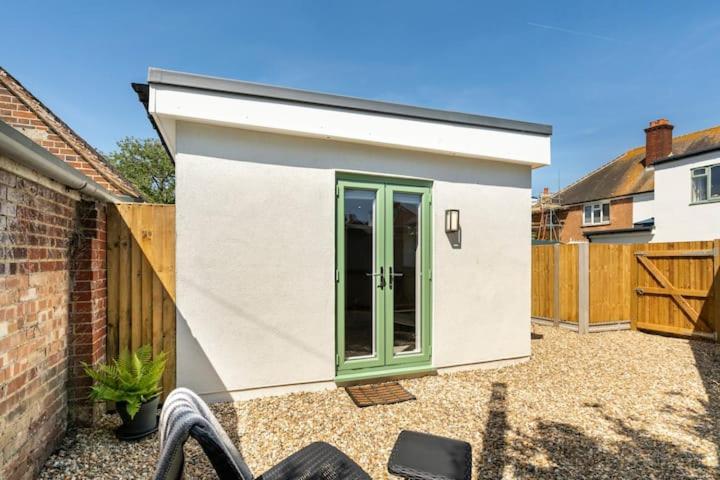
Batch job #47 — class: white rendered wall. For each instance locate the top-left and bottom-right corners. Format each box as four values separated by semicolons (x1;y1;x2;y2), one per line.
632;192;655;223
174;122;534;399
653;151;720;242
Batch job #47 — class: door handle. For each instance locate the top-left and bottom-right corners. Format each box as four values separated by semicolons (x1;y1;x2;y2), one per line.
366;266;386;289
388;266;404;289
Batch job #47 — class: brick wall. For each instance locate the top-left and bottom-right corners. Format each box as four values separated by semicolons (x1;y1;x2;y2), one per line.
0;84;114;192
0;164;107;480
0;68;138;197
67;201;107;425
559;197;634;243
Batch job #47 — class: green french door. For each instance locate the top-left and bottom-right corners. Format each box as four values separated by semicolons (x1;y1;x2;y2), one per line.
336;177;432;378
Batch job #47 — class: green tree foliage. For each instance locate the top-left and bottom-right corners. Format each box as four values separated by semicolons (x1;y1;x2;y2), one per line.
83;345;167;418
106;137;175;203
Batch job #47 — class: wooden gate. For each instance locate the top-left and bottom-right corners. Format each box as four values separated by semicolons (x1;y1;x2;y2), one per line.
632;240;719;339
107;204;176;397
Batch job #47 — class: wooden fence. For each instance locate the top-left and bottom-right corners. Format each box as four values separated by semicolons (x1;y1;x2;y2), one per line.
107;204;176;397
532;240;720;339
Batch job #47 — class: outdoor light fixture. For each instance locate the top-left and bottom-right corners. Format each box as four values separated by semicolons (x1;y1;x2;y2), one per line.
445;209;460;233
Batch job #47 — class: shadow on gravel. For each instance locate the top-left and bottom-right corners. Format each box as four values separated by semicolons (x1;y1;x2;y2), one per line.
690;279;720;480
475;341;720;479
507;411;711;480
477;382;509;478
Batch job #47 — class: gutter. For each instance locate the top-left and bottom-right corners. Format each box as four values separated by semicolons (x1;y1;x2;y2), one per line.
0;120;129;203
0;68;141;198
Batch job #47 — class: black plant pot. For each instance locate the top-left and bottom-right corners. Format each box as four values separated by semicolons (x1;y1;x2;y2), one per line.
116;396;159;441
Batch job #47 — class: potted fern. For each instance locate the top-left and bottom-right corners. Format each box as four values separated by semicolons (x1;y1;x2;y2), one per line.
84;345;167;440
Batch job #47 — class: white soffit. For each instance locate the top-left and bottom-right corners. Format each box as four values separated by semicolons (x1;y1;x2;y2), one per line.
148;73;551;167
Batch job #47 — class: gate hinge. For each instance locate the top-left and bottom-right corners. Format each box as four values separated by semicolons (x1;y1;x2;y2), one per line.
335;354;340;366
336;185;340;197
335;269;339;282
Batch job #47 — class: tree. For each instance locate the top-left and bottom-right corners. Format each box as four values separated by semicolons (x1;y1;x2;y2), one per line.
106;137;175;204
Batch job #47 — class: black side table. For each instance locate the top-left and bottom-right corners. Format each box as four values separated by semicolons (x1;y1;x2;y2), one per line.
387;430;472;480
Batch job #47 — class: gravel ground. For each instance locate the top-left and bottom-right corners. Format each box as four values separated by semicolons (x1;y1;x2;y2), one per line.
40;326;720;479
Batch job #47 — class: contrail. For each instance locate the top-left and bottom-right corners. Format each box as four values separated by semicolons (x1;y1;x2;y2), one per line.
527;22;618;42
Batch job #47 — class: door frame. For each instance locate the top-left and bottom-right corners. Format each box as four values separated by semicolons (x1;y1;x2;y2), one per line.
335;173;433;381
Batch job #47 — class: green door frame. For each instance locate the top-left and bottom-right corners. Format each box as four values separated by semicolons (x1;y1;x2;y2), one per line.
335;180;387;372
383;183;433;367
335;173;433;381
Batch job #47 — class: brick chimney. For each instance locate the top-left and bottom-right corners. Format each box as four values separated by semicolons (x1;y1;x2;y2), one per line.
644;118;674;166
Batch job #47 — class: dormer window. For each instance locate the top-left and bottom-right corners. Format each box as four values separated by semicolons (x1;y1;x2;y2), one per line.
691;164;720;203
583;201;610;226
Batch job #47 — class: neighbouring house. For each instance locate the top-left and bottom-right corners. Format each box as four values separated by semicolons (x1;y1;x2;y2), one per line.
652;138;720;242
0;67;140;480
533;119;720;243
134;68;552;400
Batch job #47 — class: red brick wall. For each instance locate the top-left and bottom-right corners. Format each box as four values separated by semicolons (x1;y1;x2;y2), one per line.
67;201;107;425
559;197;634;243
0;84;113;192
0;165;107;480
0;69;137;197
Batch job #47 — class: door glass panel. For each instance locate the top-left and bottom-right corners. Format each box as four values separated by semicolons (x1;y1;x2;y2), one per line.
392;192;421;355
344;189;376;359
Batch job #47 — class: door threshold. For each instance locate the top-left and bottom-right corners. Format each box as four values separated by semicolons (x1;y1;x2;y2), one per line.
335;364;436;386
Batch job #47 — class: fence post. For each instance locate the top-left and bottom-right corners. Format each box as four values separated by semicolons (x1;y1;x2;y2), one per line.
630;244;639;331
553;243;560;327
713;239;720;342
578;242;590;334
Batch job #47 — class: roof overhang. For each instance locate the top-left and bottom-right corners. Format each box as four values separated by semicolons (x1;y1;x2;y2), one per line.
584;222;654;238
651;146;720;166
140;68;552;168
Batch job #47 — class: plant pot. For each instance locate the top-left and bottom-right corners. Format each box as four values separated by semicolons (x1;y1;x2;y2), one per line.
116;396;159;441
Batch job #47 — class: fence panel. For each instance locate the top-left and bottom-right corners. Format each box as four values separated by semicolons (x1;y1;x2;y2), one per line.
589;244;632;324
558;244;579;322
107;204;176;398
531;245;555;319
531;240;718;339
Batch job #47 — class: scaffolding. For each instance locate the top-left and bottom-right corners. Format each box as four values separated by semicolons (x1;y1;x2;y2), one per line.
532;194;564;242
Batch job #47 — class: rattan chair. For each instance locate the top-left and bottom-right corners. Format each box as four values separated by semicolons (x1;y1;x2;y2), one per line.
154;388;371;480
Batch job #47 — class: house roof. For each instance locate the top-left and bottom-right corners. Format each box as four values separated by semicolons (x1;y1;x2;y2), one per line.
556;124;720;205
0;67;142;198
145;68;553;136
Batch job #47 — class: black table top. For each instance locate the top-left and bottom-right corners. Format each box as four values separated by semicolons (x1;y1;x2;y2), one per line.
387;430;472;480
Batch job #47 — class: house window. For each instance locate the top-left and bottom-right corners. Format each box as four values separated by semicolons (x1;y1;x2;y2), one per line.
692;164;720;203
583;201;610;225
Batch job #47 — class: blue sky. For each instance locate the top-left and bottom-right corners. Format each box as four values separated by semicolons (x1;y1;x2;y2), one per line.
3;1;719;194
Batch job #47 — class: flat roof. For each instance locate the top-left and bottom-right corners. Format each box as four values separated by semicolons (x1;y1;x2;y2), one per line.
147;68;552;136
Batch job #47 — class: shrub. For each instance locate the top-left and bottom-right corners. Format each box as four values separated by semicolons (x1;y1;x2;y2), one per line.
83;345;167;418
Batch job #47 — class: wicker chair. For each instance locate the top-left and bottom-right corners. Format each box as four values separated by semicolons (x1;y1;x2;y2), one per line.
154;388;371;480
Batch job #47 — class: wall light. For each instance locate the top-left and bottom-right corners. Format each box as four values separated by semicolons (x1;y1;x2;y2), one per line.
445;209;460;233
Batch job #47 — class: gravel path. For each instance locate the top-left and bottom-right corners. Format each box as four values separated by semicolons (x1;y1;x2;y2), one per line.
40;326;720;479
